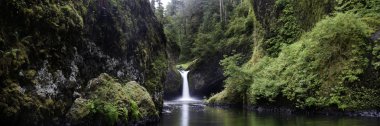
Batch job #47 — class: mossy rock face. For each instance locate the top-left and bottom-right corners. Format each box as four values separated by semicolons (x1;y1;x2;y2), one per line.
0;0;167;124
163;66;182;100
125;81;158;119
207;90;242;106
252;0;335;56
211;11;380;110
188;55;226;99
67;74;157;125
209;0;380;110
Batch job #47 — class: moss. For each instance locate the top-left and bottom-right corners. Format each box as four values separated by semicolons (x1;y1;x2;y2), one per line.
25;69;36;80
373;40;380;70
251;0;335;57
0;77;70;124
0;0;166;124
207;90;237;105
261;0;303;57
124;81;157;118
85;74;130;124
294;0;335;30
3;0;84;32
212;0;378;108
130;101;141;120
212;11;380;110
145;52;168;110
0;80;34;118
67;98;91;121
68;74;157;125
176;59;198;70
262;13;374;109
2;47;29;71
98;102;119;125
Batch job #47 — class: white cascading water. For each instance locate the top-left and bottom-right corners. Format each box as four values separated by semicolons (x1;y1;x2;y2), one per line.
178;70;193;101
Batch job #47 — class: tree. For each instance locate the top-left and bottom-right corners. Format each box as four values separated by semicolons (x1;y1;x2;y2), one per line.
156;0;164;23
150;0;155;11
163;0;239;61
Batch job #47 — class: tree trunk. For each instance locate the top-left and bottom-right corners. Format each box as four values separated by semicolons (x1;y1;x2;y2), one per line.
219;0;223;23
223;0;227;23
151;0;155;11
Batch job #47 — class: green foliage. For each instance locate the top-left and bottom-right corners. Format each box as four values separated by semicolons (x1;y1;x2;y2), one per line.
0;0;166;124
336;0;380;15
145;53;167;110
208;54;252;105
262;0;303;57
192;1;253;60
253;12;376;109
336;0;380;29
373;40;380;70
255;0;335;57
124;81;158;118
294;0;334;30
2;0;85;32
164;0;246;61
83;74;130;125
1;47;29;73
222;3;254;56
68;74;158;124
192;22;223;57
221;54;251;96
207;90;237;105
130;101;141;120
210;11;380;110
88;100;121;125
163;0;206;61
176;59;198;70
247;57;285;104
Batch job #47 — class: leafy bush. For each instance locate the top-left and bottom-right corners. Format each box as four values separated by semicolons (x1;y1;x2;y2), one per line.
210;12;380;110
253;12;377;109
208;54;252;105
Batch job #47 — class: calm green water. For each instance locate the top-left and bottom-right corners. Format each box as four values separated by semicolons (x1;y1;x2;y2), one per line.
157;101;380;126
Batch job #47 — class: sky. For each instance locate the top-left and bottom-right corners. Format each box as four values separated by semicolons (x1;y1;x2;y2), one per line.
162;0;171;8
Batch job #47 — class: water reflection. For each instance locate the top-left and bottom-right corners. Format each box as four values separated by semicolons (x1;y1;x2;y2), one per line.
158;101;380;126
181;103;189;126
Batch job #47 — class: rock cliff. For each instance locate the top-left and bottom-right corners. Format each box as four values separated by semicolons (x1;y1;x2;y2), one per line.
0;0;167;125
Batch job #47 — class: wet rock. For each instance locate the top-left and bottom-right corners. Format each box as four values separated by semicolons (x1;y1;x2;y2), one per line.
0;0;167;124
188;55;225;99
164;67;182;100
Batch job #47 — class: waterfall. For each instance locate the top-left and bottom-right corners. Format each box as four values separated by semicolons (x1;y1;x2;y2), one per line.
178;70;193;101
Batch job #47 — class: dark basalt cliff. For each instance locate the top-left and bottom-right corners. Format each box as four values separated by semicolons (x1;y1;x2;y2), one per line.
163;67;182;100
188;55;225;99
0;0;167;125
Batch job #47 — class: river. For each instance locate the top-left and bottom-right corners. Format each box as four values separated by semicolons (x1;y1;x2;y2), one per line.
156;101;380;126
160;69;380;126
